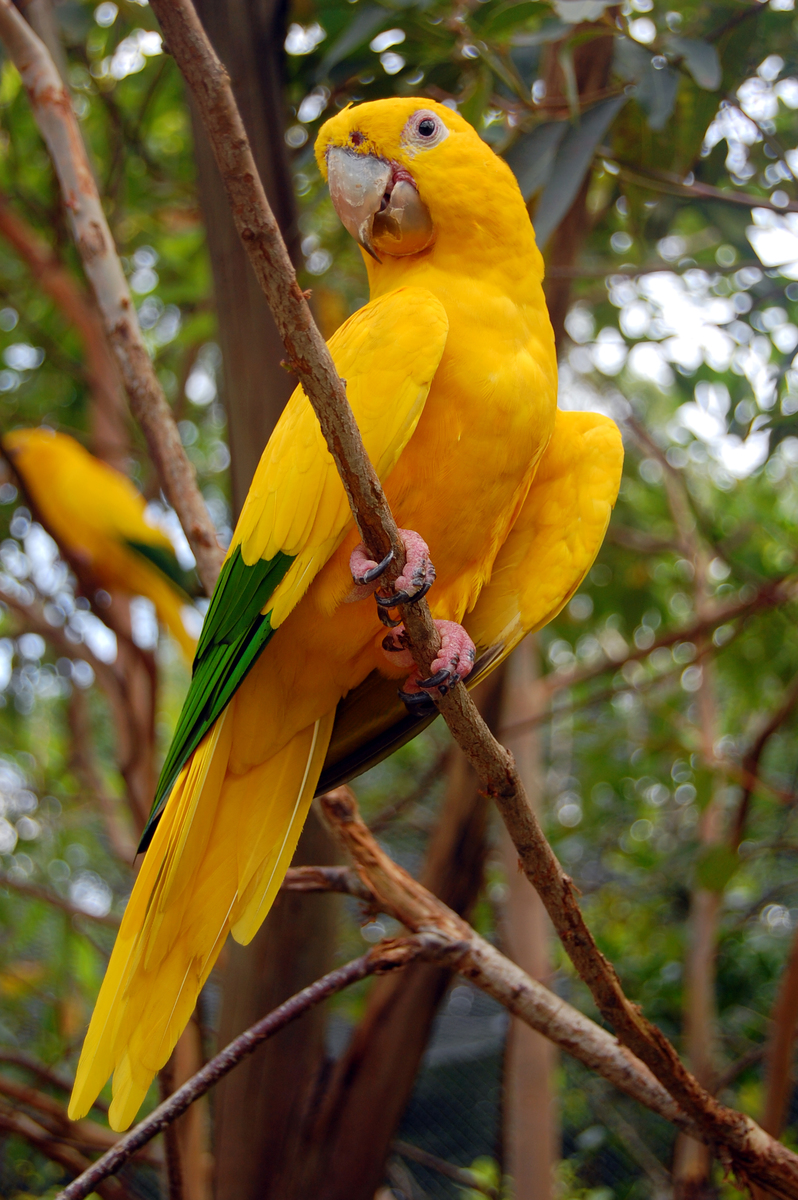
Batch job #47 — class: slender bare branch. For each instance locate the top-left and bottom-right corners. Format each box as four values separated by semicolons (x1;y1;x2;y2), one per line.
138;6;798;1194
281;863;373;901
598;147;798;215
0;1106;128;1199
0;871;120;927
0;1;223;594
318;788;697;1131
731;671;798;850
393;1140;499;1198
54;938;433;1200
0;189;129;470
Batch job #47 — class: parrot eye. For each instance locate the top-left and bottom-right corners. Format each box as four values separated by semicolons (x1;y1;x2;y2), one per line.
403;110;449;151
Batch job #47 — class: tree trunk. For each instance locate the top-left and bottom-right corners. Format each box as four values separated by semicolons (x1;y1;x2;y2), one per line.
499;639;557;1200
191;0;299;510
674;633;720;1200
275;673;505;1200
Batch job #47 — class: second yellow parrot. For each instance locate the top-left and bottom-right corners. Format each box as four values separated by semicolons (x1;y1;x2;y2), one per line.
2;427;198;660
68;97;622;1130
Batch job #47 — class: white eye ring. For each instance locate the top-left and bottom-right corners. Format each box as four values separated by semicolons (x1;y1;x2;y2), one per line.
403;110;449;151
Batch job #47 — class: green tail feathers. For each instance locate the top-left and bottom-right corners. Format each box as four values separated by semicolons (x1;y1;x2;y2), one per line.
138;547;295;853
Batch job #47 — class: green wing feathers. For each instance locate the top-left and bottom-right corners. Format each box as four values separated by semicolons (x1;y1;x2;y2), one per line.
139;547;294;851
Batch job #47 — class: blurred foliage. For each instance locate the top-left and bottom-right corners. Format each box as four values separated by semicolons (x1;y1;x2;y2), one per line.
0;0;797;1195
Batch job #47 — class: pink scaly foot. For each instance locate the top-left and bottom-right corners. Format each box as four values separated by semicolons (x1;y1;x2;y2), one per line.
349;529;436;618
382;619;477;708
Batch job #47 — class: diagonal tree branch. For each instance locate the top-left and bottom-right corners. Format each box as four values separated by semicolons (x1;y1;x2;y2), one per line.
54;937;437;1200
0;188;129;471
0;0;223;594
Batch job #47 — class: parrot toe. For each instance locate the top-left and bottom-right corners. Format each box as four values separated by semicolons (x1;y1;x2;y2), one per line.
349;529;436;617
350;545;395;587
375;529;436;609
394;619;476;708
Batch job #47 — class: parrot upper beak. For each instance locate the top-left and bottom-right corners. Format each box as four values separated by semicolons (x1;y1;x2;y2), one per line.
327;146;435;262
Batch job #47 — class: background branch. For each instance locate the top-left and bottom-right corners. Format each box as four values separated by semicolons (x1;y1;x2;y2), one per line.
54;938;433;1200
0;1;224;593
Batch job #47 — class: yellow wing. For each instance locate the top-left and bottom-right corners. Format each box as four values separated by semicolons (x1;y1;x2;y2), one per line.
234;285;449;629
318;408;623;788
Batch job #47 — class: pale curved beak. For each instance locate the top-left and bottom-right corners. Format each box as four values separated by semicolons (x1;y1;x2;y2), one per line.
327;146;435;262
327;146;391;262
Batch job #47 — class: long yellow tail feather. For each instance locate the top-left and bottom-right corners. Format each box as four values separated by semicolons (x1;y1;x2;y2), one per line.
68;709;334;1130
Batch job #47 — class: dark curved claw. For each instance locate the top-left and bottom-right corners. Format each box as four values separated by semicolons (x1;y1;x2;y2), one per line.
381;632;408;653
438;673;460;697
375;577;433;609
354;548;394;586
398;688;437;714
417;667;451;690
378;606;402;629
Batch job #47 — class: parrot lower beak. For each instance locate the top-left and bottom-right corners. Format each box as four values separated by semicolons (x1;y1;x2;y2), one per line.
326;146;434;262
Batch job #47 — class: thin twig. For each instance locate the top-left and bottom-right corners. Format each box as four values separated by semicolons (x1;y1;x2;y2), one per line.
143;5;798;1194
598;147;798;216
731;671;798;850
0;1107;127;1199
0;872;120;927
0;2;223;593
281;863;374;901
393;1140;498;1198
54;938;433;1200
369;748;451;834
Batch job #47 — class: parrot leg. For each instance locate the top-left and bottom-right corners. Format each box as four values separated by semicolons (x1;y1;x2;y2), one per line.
348;529;436;606
383;619;476;704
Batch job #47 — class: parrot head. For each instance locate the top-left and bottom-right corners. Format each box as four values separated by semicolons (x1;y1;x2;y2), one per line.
2;426;58;470
316;97;536;268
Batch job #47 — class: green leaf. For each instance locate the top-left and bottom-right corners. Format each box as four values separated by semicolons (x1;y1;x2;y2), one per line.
636;62;680;131
504;119;569;200
530;94;627;247
315;6;390;80
476;0;549;38
139;546;294;852
667;36;722;90
696;845;739;893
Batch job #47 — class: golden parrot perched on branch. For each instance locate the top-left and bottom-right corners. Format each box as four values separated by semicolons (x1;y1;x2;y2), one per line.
68;97;622;1130
1;427;197;661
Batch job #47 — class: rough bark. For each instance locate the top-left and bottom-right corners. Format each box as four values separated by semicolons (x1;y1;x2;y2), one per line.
499;640;557;1200
280;674;502;1200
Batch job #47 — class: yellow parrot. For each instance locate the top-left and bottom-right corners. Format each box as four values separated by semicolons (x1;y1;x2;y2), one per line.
1;427;197;660
68;97;622;1131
